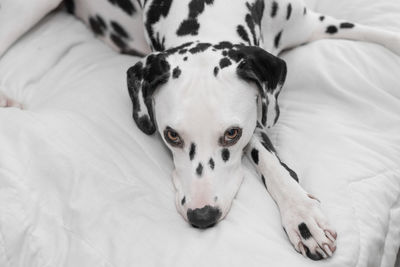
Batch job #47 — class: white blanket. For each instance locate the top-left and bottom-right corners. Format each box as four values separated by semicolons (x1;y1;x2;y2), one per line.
0;0;399;266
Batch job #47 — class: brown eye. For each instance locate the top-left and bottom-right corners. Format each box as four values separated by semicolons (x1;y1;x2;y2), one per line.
222;127;242;146
164;127;183;147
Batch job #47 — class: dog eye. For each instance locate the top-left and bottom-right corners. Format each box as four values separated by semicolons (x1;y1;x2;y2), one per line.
164;127;184;147
222;127;242;146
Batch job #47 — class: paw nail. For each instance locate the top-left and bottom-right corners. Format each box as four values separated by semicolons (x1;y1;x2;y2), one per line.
317;247;327;258
299;243;307;258
307;193;320;202
325;230;336;242
324;244;333;257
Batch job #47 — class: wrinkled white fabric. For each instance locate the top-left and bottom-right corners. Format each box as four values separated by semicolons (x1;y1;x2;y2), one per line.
0;0;399;266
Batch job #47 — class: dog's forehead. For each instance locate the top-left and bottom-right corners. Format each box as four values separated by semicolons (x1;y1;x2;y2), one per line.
155;67;257;135
151;41;259;136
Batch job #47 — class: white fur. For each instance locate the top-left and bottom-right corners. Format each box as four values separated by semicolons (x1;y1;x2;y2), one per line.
247;132;337;257
154;53;258;221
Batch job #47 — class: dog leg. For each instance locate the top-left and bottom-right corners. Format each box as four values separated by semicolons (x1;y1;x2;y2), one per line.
0;0;62;57
262;0;400;55
246;127;336;260
70;0;150;57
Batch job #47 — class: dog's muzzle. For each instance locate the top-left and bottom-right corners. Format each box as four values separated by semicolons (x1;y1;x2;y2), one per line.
187;205;222;229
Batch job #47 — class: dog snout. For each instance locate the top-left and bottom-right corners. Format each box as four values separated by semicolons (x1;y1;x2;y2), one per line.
187;205;222;229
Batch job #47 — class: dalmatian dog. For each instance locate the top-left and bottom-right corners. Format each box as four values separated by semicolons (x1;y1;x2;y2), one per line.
1;0;400;261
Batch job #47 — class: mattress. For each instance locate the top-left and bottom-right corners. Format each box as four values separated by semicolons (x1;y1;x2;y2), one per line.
0;0;399;266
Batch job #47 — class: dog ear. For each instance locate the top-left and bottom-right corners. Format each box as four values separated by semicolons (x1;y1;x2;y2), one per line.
236;46;287;128
127;52;171;135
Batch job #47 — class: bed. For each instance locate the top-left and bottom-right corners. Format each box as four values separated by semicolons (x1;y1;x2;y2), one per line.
0;0;399;266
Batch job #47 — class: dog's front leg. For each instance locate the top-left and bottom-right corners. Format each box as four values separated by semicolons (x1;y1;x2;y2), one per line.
246;128;337;260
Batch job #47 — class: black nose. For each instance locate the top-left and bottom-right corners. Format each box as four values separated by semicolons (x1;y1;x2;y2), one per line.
187;205;222;229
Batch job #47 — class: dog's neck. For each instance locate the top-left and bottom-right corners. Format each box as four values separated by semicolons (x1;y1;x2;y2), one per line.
142;0;264;51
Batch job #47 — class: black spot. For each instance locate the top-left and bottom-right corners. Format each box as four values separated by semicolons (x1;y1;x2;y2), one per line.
251;148;259;164
209;158;215;170
221;149;230;162
286;3;292;20
108;0;136;16
271;1;278;17
65;0;75;14
326;25;338;34
260;132;276;153
165;42;193;55
222;50;228;56
304;245;324;261
261;175;267;189
245;15;258;45
319;15;325;21
188;42;212;53
219;58;232;69
183;56;188;61
196;163;203;176
303;7;307;15
172;66;181;78
96;15;107;31
189;143;196;160
176;0;214;36
279;161;299;182
110;21;129;38
237;25;251;45
181;196;186;205
274;30;282;48
298;222;312;240
213;66;219;76
261;102;267;126
340;22;355;29
154;33;166;51
246;0;264;26
213;41;233;50
145;0;173;51
110;33;127;49
177;19;200;36
89;15;107;36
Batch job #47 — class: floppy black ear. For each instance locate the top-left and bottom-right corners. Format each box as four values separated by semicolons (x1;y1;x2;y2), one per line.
236;46;287;128
127;53;171;135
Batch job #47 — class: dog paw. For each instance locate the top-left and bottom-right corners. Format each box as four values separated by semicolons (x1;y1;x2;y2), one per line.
0;91;23;109
281;194;337;260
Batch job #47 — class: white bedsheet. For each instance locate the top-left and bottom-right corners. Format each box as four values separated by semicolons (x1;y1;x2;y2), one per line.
0;0;399;266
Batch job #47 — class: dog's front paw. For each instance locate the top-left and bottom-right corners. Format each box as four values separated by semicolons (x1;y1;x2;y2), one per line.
0;91;22;109
281;194;337;261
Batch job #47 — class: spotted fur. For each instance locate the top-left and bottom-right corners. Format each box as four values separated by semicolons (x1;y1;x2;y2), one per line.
27;0;397;262
196;163;203;176
221;148;230;162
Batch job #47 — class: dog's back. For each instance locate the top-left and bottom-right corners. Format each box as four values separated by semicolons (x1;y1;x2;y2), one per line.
68;0;400;56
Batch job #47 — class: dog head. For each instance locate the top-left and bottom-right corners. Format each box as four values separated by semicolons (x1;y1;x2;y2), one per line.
127;41;286;228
